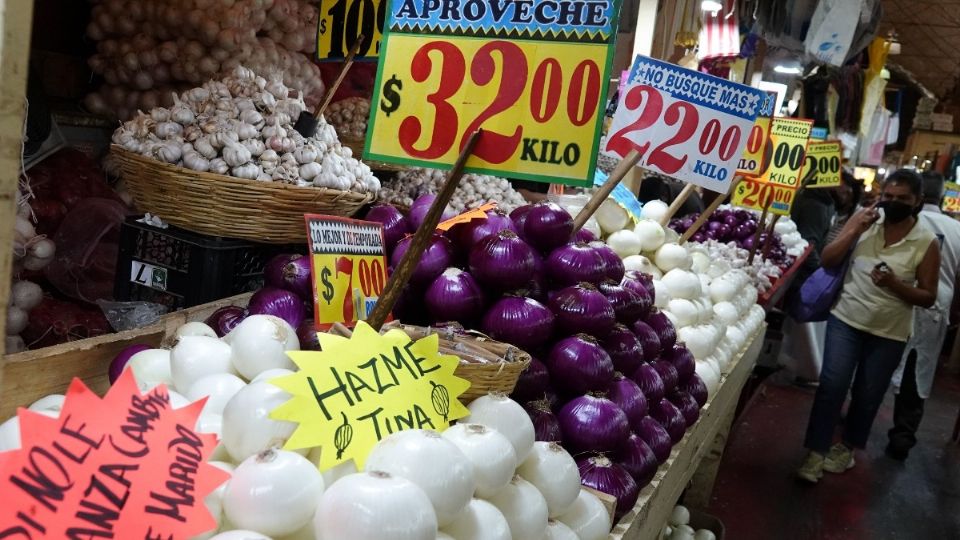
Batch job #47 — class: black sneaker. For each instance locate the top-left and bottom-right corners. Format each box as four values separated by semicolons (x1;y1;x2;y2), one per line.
885;444;909;461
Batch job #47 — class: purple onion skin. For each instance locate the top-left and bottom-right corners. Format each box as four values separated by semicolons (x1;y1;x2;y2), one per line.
669;391;701;428
424;269;485;324
545;243;608;288
679;374;709;408
691;231;708;243
510;205;533;240
409;193;456;230
624;270;654;292
577;456;639;520
548;284;616;338
481;296;555;350
264;254;297;289
205;306;248;337
574;228;597;243
524;202;574;253
297;319;320;351
645;310;677;350
637;416;673;464
599;280;645;325
558;394;630;454
652;360;679;394
664;345;695;383
469;231;536;291
391;234;455;285
276;255;313;301
546;335;615;396
620;276;654;319
511;357;551;404
455;208;517;249
109;344;152;384
602;324;644;376
607;374;649;432
365;204;410;253
526;401;564;442
651;398;687;443
590;242;625;282
248;287;306;328
631;320;662;361
632;363;666;404
618;434;659;487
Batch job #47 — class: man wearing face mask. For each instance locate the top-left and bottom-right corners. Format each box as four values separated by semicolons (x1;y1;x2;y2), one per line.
885;171;960;460
797;169;940;483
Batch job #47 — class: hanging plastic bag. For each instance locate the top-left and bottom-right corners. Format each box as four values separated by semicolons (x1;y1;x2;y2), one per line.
804;0;864;66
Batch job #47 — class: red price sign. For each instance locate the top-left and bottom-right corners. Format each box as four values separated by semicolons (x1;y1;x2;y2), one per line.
732;178;798;216
736;116;772;177
603;55;767;193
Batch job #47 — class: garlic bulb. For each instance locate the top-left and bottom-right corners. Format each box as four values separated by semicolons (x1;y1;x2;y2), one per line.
223;142;253;167
232;162;262;180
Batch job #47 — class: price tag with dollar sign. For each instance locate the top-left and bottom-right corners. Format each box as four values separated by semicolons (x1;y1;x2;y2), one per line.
315;0;387;60
305;215;390;329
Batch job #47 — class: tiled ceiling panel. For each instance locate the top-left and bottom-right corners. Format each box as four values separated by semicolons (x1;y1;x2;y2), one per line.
883;0;960;96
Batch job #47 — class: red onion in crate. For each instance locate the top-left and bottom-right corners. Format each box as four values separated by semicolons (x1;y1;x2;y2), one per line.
632;363;665;403
630;320;662;361
297;319;320;350
618;434;658;487
481;295;554;350
454;208;516;248
469;230;536;291
573;228;597;243
409;193;456;230
599;280;645;325
636;416;673;464
546;334;614;396
669;391;701;428
651;398;687;443
392;234;454;285
364;204;410;253
577;455;638;520
590;242;625;282
620;275;654;319
525;400;563;442
523;202;574;252
645;310;677;350
545;243;607;288
205;306;248;337
663;344;695;383
607;374;648;432
510;204;533;238
602;324;644;376
678;373;709;408
109;344;152;384
425;268;485;324
510;357;550;404
652;360;679;394
548;283;615;338
247;287;306;329
557;394;630;454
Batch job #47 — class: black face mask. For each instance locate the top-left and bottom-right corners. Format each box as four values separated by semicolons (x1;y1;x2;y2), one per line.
878;200;918;223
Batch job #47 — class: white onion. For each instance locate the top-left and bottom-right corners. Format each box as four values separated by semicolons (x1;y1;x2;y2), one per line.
695;529;718;540
725;325;746;352
596;199;630;234
440;498;511;540
28;394;65;415
171;336;235;392
679;326;714;360
517;442;580;517
639;199;669;222
694;297;714;325
606;230;643;258
556;489;612;540
654;243;692;272
6;306;27;335
437;533;455;540
695;360;721;397
633;219;666;251
11;280;43;311
662;269;702;300
670;504;691;526
0;416;21;451
652;279;671;308
167;390;191;409
708;277;738;303
229;315;299;380
690;251;711;274
175;321;218;339
186;373;246;416
544;519;579;540
464;393;535;462
486;475;548;540
712;302;739;326
196;461;235;540
124;349;174;391
666;299;699;328
222;380;297;462
365;429;475;527
673;524;696;540
442;423;517;498
251;368;295;383
308;447;359;488
209;531;271;540
314;471;437;540
583;217;602;240
224;448;324;537
623;255;662;278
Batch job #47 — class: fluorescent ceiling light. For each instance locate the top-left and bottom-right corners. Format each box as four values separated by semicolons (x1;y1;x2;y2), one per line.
773;65;802;75
701;1;723;13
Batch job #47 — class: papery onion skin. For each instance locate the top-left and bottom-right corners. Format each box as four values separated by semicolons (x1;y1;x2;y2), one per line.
576;455;639;520
546;335;615;396
631;320;662;362
669;391;701;428
557;394;630;454
511;357;551;404
264;253;297;289
548;283;616;338
590;241;625;282
652;360;680;394
632;363;666;404
247;287;306;330
425;268;485;324
602;324;645;376
645;309;677;349
277;254;313;300
205;306;248;337
524;202;574;253
365;204;410;253
636;415;673;464
607;374;648;432
545;243;608;288
678;373;709;407
392;234;454;286
618;433;658;487
469;230;536;291
481;296;554;350
108;344;152;384
599;280;646;325
525;400;564;442
651;398;687;443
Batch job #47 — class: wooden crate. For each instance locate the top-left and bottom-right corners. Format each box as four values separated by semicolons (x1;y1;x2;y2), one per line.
0;293;250;419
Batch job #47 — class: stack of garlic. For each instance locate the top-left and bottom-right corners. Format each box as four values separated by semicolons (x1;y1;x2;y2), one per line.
326;97;371;140
379;168;527;213
111;66;380;193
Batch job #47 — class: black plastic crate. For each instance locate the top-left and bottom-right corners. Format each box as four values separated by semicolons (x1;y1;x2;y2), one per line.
114;217;305;310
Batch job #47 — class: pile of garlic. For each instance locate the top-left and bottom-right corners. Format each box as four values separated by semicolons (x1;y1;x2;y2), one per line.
379;168;527;213
326;97;370;140
112;66;380;193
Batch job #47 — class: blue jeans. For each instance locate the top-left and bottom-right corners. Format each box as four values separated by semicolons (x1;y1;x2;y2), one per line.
804;315;906;453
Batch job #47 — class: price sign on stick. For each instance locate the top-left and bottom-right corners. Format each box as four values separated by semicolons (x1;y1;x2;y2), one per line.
306;215;390;329
804;141;843;188
364;0;623;186
758;117;813;187
736;93;775;177
602;55;767;193
732;177;799;216
944;182;960;213
316;0;386;60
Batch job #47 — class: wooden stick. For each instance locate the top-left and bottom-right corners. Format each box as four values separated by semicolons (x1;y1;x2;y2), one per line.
572;149;641;232
659;183;696;226
747;198;773;265
761;214;782;260
313;35;365;118
679;177;743;244
366;130;483;331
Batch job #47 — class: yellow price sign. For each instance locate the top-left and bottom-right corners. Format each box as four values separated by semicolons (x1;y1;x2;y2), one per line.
944;182;960;213
732;178;798;217
736;116;772;177
316;0;386;60
305;215;389;329
758;117;814;188
270;322;471;470
804;141;843;188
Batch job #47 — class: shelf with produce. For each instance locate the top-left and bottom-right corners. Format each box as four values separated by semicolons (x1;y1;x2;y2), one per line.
757;245;813;309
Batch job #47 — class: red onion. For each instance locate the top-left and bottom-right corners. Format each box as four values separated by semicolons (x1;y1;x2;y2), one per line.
636;416;672;464
264;254;297;289
481;295;554;350
546;334;614;396
599;280;645;325
645;310;677;350
574;228;597;243
548;283;615;338
297;319;320;350
469;230;536;290
392;234;454;285
678;374;708;408
632;363;665;403
456;208;516;248
205;306;248;337
607;374;648;432
618;434;658;487
669;391;700;428
631;321;662;362
248;287;306;328
576;455;639;519
409;193;456;230
558;394;630;454
651;398;686;443
265;254;312;301
602;324;644;376
663;345;695;383
524;202;574;252
620;275;653;319
511;357;551;404
590;241;625;282
652;360;679;394
545;243;607;288
624;270;654;292
365;204;410;253
510;204;533;238
525;400;563;442
108;344;151;384
392;283;429;326
425;268;485;324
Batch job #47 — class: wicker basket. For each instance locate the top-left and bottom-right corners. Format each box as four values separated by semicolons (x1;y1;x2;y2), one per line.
341;136;409;172
111;146;375;244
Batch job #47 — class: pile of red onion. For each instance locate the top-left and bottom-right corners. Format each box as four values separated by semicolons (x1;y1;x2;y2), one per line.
668;208;794;268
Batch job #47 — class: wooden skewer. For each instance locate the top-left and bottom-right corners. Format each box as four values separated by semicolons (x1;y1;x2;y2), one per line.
366;130;483;331
659;183;696;226
679;177;743;244
747;197;773;265
572;149;642;232
761;214;782;260
313;35;365;119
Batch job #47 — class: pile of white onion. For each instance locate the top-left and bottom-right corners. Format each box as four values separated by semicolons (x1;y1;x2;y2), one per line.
6;194;55;353
660;505;717;540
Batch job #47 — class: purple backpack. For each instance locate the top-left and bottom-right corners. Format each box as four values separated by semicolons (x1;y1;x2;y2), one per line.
787;254;852;322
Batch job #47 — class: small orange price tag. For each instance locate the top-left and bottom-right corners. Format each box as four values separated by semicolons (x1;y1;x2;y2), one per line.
437;202;497;231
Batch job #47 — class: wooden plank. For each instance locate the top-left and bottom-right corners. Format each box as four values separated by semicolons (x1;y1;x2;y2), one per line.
609;323;766;540
682;402;737;509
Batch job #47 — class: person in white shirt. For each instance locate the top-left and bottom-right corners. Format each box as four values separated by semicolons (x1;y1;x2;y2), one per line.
886;171;960;460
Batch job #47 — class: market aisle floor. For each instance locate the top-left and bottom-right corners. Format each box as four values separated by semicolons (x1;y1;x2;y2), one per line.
707;369;960;539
